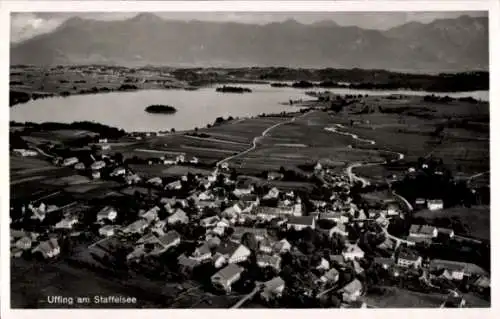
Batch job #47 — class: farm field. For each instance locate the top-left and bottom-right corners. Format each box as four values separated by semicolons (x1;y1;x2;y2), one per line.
414;205;490;240
364;287;447;308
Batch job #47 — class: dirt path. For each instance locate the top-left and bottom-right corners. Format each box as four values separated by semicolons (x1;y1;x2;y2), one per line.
324;124;405;187
216;111;314;167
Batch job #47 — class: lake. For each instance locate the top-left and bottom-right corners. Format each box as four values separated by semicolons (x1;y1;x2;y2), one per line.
10;84;489;132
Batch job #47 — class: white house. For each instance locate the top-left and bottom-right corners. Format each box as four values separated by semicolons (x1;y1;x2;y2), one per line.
99;225;116;237
55;216;79;229
32;238;60;259
427;199;444;211
91;161;106;170
62;157;79;167
211;264;244;293
286;216;315;231
342;244;365;261
97;206;118;222
111;167;126;176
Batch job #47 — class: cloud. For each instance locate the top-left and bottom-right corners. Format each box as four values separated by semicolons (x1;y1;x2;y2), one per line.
10;13;64;43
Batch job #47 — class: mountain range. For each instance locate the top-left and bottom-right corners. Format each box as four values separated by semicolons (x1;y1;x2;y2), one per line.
10;13;489;72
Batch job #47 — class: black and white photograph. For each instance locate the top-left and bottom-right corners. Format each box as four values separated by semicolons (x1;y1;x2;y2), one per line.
5;0;495;312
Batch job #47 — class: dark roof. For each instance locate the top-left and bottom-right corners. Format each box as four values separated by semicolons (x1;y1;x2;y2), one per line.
287;216;314;226
437;228;454;235
398;249;421;261
232;227;268;239
322;268;339;280
341;279;363;294
263;276;285;291
407;235;433;244
215;240;240;256
212;263;243;281
409;224;436;235
158;230;180;246
177;254;199;269
430;259;488;276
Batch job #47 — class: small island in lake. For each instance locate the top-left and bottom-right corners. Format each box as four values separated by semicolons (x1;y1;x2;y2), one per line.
145;104;177;114
216;86;252;93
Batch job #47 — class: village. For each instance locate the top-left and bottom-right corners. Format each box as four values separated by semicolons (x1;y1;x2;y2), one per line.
9;129;490;309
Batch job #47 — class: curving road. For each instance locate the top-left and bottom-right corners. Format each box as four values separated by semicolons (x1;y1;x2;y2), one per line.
216;111;313;168
324;124;405;187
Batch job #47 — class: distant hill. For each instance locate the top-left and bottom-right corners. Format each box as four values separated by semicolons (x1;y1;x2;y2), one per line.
10;13;489;72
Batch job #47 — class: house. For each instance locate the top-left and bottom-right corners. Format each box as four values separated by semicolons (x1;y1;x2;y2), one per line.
415;198;426;206
340;279;363;302
97;206;118;222
91;171;101;179
267;172;284;181
178;254;199;274
219;162;229;170
190;156;199;164
167;209;189;225
472;276;490;292
98;225;116;237
233;184;254;197
316;257;330;271
127;246;146;261
328;223;349;238
211;226;226;237
166;180;183;190
232;227;268;242
13;148;38;157
319;268;339;284
286;216;315;231
438;228;455;238
257;254;282;271
191;243;212;262
91;160;106;170
319;212;349;224
176;154;185;163
151;230;181;255
15;236;32;250
374;257;395;270
211;263;244;293
386;203;400;216
260;277;285;301
62;157;79;167
139;206;160;223
273;239;292;253
263;187;280;200
429;259;489;280
111;167;126;176
314;162;323;171
342;244;365;261
201;216;220;228
198;191;213;201
32;238;60;259
409;224;438;238
55;215;79;229
427;199;444;211
75;162;86;170
125;173;141;185
259;238;273;254
147;177;163;186
136;233;161;245
216;241;251;264
11;248;24;258
98;138;108;143
443;291;466;308
330;254;347;267
397;249;422;268
213;252;228;269
123;219;149;234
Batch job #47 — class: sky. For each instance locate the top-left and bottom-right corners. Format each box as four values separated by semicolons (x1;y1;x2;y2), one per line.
11;11;488;43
